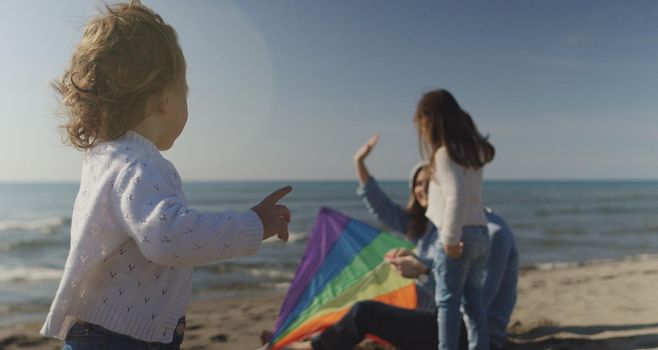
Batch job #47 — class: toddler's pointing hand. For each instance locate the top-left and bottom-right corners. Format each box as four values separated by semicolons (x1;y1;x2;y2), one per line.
252;186;293;242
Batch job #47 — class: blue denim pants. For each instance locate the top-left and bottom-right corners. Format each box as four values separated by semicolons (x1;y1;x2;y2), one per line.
434;226;490;350
63;318;185;350
482;221;518;349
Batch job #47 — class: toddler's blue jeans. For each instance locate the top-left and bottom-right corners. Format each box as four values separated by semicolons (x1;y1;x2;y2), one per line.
63;318;185;350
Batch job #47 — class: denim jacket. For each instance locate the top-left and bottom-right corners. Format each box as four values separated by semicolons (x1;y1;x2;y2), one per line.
356;177;438;309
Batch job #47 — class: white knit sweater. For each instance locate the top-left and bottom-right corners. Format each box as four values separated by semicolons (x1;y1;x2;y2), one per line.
426;147;487;246
40;131;263;343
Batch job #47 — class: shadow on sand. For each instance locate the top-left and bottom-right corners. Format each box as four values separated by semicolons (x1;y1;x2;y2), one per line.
508;322;658;350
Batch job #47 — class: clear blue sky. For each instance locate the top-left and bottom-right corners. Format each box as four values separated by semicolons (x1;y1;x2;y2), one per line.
1;1;656;181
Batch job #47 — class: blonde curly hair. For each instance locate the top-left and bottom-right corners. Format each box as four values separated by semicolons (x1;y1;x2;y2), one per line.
55;0;186;150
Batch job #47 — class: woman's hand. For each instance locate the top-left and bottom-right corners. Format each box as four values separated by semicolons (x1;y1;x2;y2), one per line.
388;255;428;279
353;134;379;186
353;133;380;164
384;247;412;260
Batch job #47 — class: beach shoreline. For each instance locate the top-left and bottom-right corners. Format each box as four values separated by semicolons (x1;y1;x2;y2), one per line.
4;255;658;349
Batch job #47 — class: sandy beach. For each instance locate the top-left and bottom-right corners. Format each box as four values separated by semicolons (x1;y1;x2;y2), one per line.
507;255;658;350
4;256;658;350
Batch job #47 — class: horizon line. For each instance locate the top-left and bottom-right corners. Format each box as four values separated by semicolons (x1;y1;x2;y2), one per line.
1;178;658;184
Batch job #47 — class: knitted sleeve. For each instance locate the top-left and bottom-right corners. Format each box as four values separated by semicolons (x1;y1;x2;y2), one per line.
435;148;467;246
112;156;263;267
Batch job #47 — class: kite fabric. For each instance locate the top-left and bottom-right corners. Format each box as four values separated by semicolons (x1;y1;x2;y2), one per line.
268;207;418;350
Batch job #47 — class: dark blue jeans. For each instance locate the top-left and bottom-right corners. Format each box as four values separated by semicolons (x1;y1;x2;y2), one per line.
63;318;185;350
483;217;518;349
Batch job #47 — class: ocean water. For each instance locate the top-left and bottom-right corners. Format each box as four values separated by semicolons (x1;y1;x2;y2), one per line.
1;180;658;325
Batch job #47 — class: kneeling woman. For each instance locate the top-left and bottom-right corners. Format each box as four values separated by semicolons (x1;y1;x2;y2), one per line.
264;134;441;350
265;135;517;350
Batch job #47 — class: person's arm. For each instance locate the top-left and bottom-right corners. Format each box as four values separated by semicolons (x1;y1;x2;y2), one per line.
415;255;434;274
435;148;466;256
357;177;410;234
354;134;410;233
112;157;280;267
413;228;437;273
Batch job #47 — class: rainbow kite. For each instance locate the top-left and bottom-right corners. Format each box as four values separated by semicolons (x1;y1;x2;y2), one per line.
268;207;417;349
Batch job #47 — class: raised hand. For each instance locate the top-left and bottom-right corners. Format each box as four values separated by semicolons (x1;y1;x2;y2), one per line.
252;186;292;241
353;133;380;164
354;133;380;186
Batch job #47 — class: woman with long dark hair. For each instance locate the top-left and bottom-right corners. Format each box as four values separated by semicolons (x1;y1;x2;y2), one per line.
354;133;438;310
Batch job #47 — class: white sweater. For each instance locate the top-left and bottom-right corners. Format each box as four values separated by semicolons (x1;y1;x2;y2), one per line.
425;147;487;246
40;131;263;343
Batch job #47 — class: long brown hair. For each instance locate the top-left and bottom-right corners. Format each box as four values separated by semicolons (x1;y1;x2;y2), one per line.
55;1;186;150
405;165;428;240
414;89;495;175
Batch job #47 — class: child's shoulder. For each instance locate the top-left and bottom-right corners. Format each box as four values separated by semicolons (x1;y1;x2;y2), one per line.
97;133;181;187
433;147;451;163
85;132;165;172
89;132;157;158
